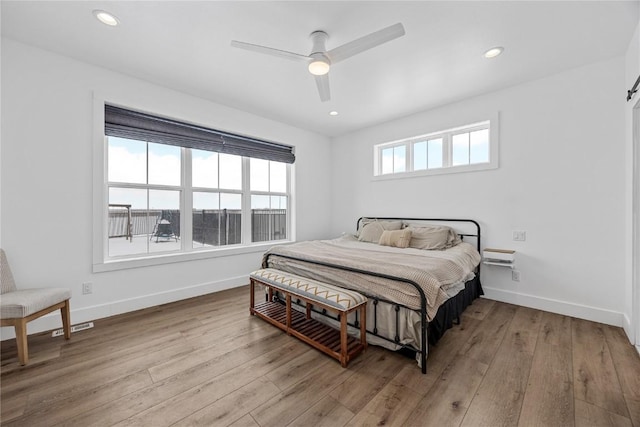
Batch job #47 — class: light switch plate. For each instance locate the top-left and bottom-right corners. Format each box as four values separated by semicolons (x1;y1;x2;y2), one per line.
512;230;526;241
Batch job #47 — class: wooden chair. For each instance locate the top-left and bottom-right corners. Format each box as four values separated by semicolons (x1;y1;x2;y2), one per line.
0;249;71;365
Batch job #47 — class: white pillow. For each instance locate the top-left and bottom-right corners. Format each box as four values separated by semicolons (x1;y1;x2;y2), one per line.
378;229;412;248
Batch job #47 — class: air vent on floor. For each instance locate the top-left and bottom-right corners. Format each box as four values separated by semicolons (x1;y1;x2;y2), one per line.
51;322;94;337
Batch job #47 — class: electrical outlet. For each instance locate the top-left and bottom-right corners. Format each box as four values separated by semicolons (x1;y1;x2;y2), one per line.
512;270;521;282
512;230;527;241
82;282;93;295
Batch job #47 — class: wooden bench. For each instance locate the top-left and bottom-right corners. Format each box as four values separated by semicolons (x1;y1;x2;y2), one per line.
250;268;367;367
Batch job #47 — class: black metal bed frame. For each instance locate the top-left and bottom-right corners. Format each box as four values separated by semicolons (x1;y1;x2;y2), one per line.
263;217;482;374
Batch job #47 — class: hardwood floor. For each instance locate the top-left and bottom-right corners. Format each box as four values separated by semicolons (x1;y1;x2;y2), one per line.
2;286;639;426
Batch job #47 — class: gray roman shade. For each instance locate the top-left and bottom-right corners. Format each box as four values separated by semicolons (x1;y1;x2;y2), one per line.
104;104;295;164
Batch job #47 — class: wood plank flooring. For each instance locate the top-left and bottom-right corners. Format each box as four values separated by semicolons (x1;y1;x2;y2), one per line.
2;286;639;426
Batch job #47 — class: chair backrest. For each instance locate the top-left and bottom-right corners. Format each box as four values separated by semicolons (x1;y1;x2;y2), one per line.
1;249;17;294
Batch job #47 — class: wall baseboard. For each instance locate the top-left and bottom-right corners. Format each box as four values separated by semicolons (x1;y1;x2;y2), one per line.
0;275;249;341
482;286;625;327
623;313;635;345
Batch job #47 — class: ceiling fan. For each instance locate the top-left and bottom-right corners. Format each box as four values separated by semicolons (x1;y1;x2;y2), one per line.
230;23;405;102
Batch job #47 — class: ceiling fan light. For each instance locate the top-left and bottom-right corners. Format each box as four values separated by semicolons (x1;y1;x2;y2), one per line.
308;59;330;76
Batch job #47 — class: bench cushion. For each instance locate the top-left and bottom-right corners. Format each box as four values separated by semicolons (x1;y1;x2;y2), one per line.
250;268;366;311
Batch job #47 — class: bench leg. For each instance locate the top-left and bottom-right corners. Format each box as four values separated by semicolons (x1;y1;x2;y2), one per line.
360;305;367;350
249;279;255;315
340;313;348;367
286;294;292;334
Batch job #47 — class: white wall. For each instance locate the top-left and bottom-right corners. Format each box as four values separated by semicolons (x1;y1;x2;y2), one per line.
0;38;332;338
330;56;627;326
1;34;631;340
625;18;640;347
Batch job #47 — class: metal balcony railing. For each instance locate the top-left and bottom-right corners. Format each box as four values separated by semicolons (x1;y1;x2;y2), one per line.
108;208;287;245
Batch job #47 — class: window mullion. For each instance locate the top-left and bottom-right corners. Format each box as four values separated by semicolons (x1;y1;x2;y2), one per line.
424;140;429;170
183;148;193;252
145;143;150;254
287;163;292;241
444;134;452;167
267;161;272;238
251;191;287;197
241;157;252;245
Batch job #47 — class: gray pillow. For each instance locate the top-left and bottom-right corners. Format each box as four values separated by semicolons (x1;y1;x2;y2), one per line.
406;225;460;250
358;220;403;243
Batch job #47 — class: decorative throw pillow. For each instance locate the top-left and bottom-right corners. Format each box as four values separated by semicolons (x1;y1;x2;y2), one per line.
378;229;412;248
357;220;403;243
407;225;455;250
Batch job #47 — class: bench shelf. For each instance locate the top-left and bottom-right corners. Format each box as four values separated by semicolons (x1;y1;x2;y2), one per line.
253;301;364;361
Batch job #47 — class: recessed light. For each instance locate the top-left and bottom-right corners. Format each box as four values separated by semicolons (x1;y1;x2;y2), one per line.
93;10;120;26
484;47;504;59
329;111;339;116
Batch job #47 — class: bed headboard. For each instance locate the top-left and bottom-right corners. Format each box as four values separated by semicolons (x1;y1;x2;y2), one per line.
356;217;481;252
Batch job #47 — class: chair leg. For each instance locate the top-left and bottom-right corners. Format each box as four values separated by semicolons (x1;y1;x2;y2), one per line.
61;300;71;340
14;319;28;365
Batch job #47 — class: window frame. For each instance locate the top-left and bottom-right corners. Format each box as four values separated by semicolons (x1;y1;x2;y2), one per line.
93;95;294;272
373;115;499;179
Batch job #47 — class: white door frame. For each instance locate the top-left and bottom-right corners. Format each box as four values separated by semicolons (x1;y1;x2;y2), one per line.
633;100;640;353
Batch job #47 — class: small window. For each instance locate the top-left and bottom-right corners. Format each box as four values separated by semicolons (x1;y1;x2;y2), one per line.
413;138;444;171
374;119;497;177
381;145;407;174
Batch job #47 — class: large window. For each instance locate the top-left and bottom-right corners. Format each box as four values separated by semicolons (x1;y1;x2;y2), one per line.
374;119;497;177
103;105;293;261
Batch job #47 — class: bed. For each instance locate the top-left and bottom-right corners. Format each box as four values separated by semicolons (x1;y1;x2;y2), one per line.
261;217;483;373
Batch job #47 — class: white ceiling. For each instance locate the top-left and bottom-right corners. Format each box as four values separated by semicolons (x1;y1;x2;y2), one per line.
2;1;638;137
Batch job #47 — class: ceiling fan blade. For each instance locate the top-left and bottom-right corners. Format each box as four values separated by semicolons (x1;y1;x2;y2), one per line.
314;74;330;102
326;23;405;64
230;40;310;62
